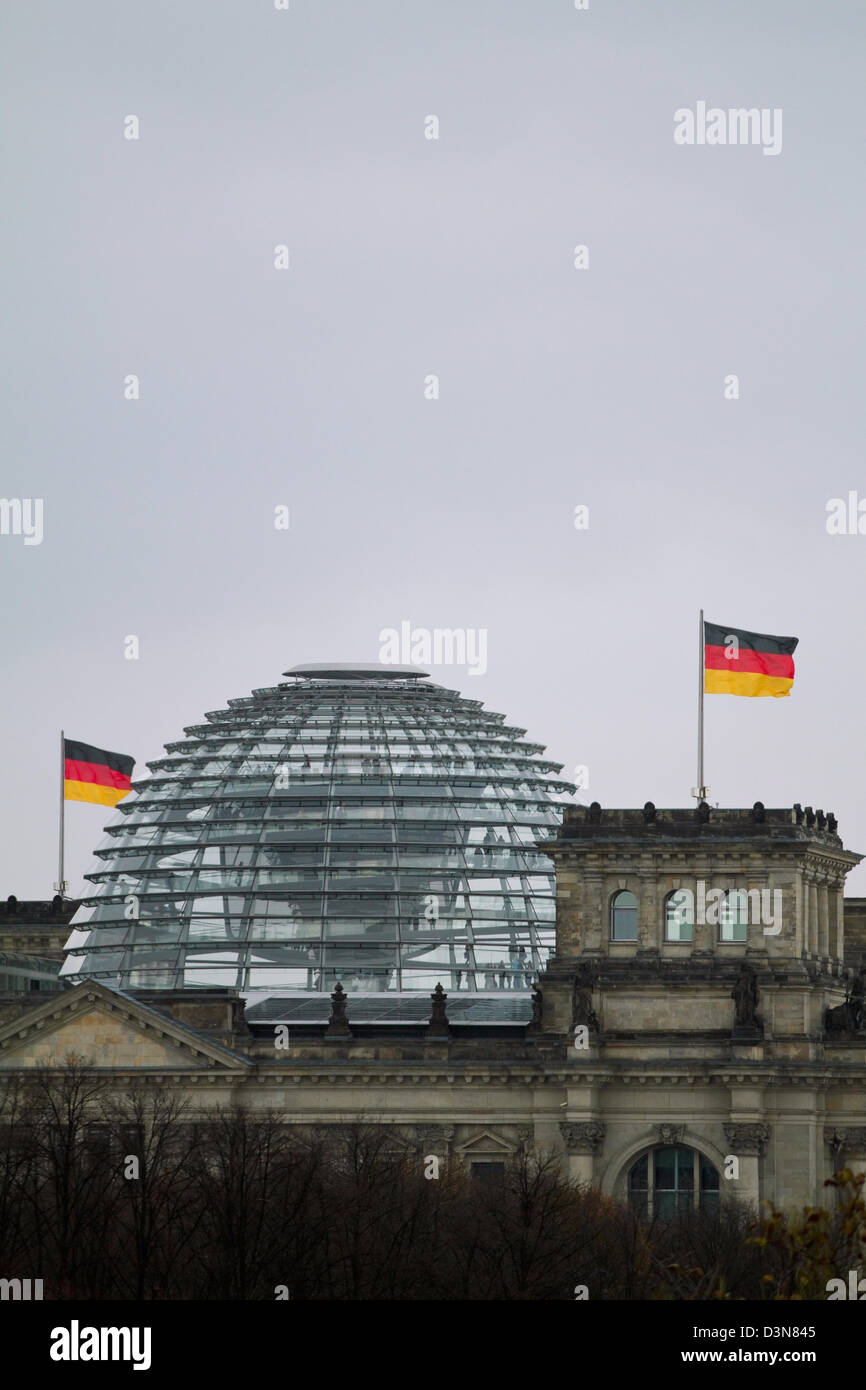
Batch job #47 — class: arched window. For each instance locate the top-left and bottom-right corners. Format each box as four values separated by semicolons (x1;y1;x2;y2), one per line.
627;1146;720;1220
719;889;749;943
610;890;638;941
665;889;694;942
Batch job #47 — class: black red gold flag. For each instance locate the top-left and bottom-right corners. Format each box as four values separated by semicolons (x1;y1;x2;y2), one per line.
63;738;135;806
704;622;798;698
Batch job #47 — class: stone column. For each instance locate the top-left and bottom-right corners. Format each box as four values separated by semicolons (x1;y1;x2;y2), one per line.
559;1121;605;1186
693;873;713;953
833;882;845;963
817;884;829;959
807;879;819;957
723;1123;769;1207
641;871;660;951
580;875;604;954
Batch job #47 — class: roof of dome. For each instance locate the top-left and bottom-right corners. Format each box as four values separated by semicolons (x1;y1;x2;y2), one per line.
62;667;575;1000
284;663;429;680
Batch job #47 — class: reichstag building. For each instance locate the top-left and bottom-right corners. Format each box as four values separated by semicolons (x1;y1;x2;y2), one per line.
1;661;865;1213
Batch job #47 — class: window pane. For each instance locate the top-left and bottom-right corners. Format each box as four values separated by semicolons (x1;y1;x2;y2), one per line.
700;1156;720;1191
628;1154;648;1190
654;1147;678;1190
665;890;694;942
678;1156;694;1192
720;891;749;941
612;890;638;941
471;1162;505;1183
655;1191;676;1221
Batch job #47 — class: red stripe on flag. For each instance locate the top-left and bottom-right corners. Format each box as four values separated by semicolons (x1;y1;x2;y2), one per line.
64;759;133;791
704;645;795;678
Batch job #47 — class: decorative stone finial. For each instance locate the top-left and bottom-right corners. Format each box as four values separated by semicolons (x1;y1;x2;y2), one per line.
326;981;351;1037
427;982;450;1038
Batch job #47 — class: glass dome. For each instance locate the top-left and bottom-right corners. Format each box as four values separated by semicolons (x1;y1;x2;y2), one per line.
61;665;575;997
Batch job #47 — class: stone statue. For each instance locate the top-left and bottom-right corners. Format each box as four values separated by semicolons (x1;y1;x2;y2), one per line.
825;969;866;1034
572;962;599;1032
529;986;543;1029
731;962;760;1029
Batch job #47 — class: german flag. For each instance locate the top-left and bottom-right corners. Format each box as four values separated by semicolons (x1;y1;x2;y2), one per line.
704;622;798;698
64;739;135;807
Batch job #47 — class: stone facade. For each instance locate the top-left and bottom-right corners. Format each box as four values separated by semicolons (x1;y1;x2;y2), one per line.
536;801;866;1208
0;894;72;998
0;895;74;960
1;802;865;1209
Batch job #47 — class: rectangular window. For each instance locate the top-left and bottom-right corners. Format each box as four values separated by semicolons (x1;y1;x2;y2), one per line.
611;891;638;941
719;892;749;942
665;890;694;942
470;1161;505;1183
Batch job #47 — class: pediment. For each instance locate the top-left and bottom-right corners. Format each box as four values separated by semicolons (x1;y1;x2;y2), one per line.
0;983;248;1072
455;1130;514;1156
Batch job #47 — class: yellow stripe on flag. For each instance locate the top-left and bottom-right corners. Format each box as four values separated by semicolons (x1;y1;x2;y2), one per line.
704;670;794;698
64;779;130;807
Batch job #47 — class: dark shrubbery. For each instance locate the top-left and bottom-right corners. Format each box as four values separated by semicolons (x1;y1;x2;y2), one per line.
0;1064;859;1300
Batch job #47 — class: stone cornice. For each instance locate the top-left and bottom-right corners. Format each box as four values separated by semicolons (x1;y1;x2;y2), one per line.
4;1060;864;1089
543;804;857;857
75;1060;863;1088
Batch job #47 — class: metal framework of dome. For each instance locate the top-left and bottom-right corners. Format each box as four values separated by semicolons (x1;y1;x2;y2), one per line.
61;666;575;997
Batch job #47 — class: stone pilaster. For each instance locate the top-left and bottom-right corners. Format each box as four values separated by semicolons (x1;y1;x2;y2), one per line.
825;1127;866;1166
723;1122;769;1207
412;1124;455;1156
559;1120;605;1185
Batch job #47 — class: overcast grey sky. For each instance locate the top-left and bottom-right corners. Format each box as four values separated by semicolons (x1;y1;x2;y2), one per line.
3;0;866;897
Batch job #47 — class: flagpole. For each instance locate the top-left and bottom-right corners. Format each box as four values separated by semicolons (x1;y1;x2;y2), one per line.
57;728;67;897
694;610;708;803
